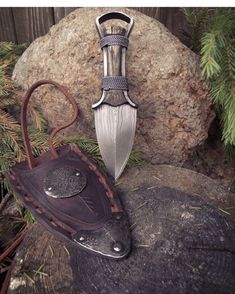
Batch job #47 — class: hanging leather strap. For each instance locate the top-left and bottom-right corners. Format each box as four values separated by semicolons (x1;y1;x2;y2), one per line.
21;80;79;169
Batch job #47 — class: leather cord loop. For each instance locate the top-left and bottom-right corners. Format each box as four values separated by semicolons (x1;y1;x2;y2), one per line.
21;80;79;169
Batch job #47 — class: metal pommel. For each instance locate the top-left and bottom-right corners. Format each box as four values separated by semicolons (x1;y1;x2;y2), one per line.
95;11;134;38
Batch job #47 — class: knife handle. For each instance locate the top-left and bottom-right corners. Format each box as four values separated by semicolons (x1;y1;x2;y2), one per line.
92;12;137;109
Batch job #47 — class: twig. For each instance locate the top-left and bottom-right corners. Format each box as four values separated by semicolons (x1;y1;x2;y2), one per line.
49;245;54;257
136;244;150;248
33;264;48;278
135;201;148;211
63;246;70;257
0;263;13;294
33;264;45;277
218;208;231;215
114;181;123;186
189;206;201;210
147;185;158;190
130;187;139;192
0;193;12;212
23;272;35;284
33;270;48;277
0;227;28;264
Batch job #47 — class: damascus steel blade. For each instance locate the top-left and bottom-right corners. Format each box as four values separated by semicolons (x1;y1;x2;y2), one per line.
94;104;137;180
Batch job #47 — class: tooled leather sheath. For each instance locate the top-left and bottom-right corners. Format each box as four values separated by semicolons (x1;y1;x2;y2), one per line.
5;80;131;259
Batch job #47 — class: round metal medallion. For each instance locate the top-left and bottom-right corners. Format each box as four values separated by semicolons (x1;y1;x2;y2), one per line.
44;165;87;198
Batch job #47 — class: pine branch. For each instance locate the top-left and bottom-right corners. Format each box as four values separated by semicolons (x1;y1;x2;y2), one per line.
0;42;27;71
27;104;47;131
0;109;23;160
28;127;50;156
62;135;103;162
0;69;17;98
199;9;235;148
0;151;16;174
201;32;222;78
0;97;16;108
181;8;212;52
61;135;144;167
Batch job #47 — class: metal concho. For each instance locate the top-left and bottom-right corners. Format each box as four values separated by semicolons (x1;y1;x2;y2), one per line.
44;165;87;198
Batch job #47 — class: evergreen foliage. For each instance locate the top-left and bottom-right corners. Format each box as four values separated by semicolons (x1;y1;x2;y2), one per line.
0;42;49;195
183;8;235;148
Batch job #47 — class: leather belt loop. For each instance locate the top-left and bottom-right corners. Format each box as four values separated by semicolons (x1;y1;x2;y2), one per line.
21;80;79;169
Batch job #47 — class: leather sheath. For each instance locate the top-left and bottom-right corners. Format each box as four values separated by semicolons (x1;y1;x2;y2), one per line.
5;80;131;259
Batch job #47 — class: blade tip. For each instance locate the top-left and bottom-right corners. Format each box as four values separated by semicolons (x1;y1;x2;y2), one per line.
113;170;122;182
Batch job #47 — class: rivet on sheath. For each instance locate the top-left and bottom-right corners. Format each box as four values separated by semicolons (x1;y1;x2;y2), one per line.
112;242;123;253
47;187;52;191
75;172;80;176
115;213;122;220
79;236;85;242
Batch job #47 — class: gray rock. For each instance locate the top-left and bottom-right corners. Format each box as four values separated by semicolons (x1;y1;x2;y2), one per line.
13;7;215;164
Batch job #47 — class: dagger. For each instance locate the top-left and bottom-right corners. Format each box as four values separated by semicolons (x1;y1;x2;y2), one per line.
92;11;137;180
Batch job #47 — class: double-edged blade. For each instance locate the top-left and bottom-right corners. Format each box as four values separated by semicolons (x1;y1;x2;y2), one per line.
94;104;137;180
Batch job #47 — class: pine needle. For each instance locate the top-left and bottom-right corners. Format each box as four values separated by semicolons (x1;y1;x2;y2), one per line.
27;104;47;131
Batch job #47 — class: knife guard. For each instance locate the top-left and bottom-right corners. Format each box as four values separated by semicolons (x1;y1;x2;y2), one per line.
92;12;137;109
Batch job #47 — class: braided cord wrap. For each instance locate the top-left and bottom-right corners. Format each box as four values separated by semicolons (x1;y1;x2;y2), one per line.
102;76;128;90
100;35;129;48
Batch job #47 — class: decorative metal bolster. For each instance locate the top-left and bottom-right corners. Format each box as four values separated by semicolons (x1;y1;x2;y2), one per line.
102;76;128;91
100;35;129;49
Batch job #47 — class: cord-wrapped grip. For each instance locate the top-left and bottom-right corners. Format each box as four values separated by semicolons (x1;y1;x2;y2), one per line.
100;35;129;48
102;76;128;90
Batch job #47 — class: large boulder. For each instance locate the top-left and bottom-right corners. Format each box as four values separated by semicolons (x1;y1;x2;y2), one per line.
13;7;214;164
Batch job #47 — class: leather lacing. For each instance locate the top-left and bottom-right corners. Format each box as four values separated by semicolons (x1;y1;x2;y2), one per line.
9;169;76;235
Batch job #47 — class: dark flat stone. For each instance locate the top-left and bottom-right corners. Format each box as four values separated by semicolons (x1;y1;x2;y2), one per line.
8;165;235;294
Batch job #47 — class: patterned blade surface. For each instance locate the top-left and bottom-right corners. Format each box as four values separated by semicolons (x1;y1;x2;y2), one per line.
94;104;137;180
